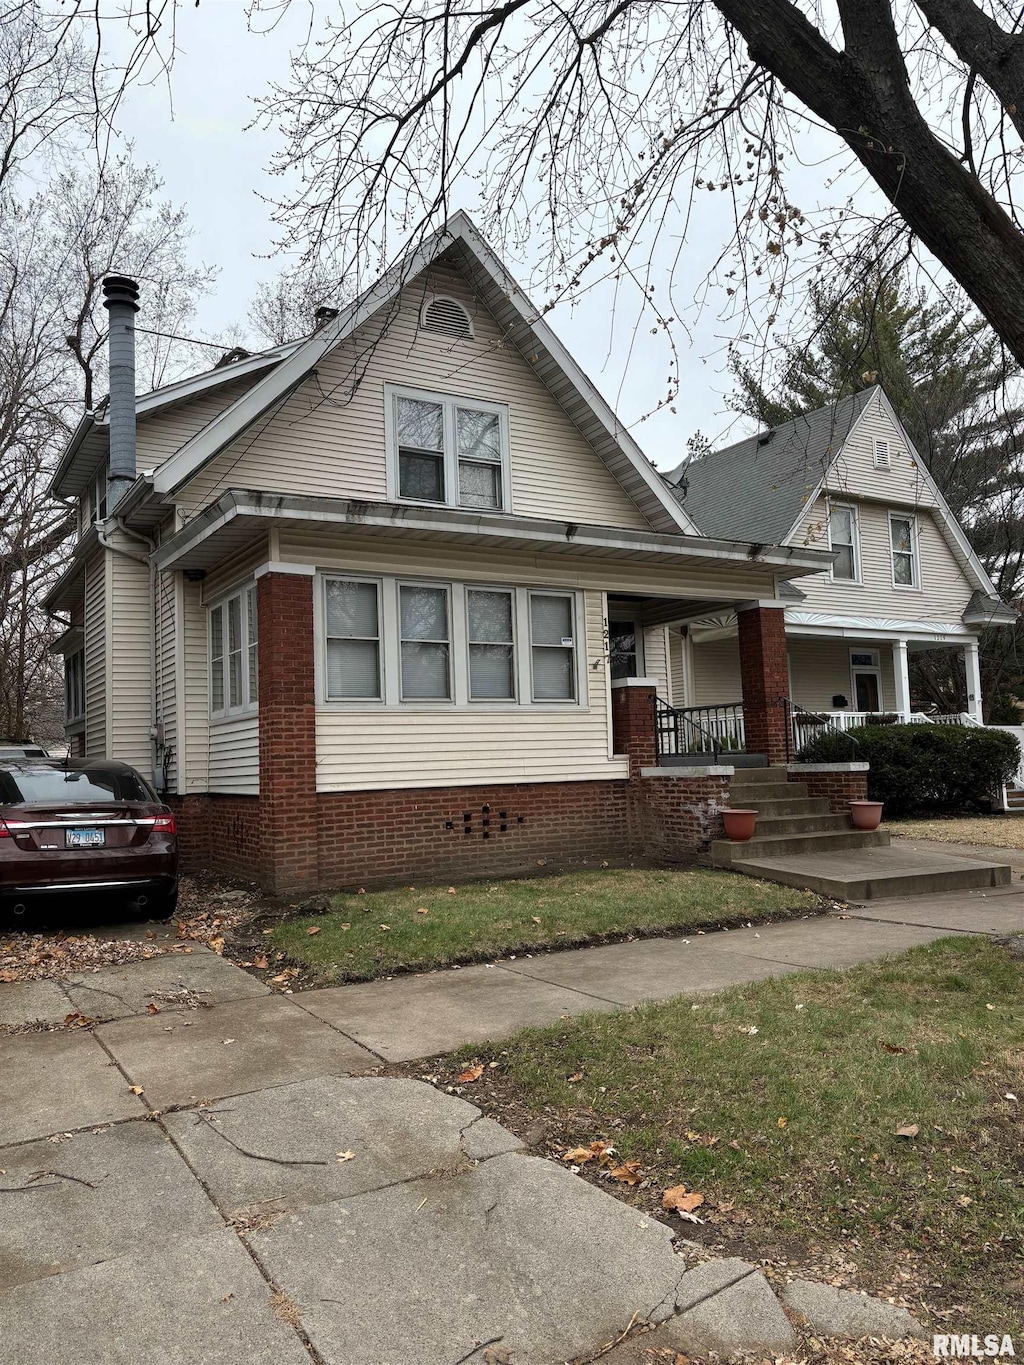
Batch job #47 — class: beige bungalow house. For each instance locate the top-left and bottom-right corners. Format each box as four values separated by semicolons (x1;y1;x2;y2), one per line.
43;215;1016;897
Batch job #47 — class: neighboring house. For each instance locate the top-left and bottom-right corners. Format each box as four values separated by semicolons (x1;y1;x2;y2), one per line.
663;387;1016;750
42;216;1013;893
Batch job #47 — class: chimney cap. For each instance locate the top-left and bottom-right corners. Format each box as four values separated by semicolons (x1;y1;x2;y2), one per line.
102;275;140;312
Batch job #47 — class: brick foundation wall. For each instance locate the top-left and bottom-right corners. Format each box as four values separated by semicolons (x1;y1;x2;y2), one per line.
611;683;657;775
788;767;869;814
168;793;261;881
316;780;631;888
632;774;730;859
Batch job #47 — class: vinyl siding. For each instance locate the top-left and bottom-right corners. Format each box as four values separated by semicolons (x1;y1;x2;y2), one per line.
788;637;897;713
641;625;670;698
107;538;152;775
135;377;259;470
668;631;686;706
156;569;178;790
790;496;974;622
83;551;107;758
208;714;260;795
175;265;653;531
182;576;210;792
315;589;626;792
690;636;742;707
823;390;936;507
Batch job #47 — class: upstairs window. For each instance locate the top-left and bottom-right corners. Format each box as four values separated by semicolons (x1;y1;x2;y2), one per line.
420;295;474;340
828;503;860;582
889;514;919;587
209;585;258;718
388;385;510;512
65;649;85;724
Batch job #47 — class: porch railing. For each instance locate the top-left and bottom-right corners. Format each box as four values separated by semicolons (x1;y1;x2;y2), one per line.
782;698;861;762
655;698;745;761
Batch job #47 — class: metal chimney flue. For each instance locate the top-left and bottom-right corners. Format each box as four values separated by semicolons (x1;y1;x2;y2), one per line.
102;274;140;513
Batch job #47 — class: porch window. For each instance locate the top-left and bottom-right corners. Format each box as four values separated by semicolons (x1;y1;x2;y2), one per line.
325;579;381;699
828;503;859;581
889;514;919;587
399;583;451;699
529;592;576;701
467;589;515;699
209;586;258;718
388;385;509;511
65;649;85;724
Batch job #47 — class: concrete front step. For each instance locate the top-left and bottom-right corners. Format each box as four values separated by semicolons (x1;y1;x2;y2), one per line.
726;796;831;818
712;828;889;867
728;846;1013;901
753;812;853;837
730;779;807;801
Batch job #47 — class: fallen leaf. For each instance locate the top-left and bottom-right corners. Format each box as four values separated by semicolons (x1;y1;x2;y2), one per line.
223;1038;236;1046
531;916;542;925
340;924;351;931
336;1150;356;1163
146;1002;160;1015
447;887;456;894
609;1159;642;1185
879;1041;910;1054
208;936;225;955
662;1185;705;1213
306;926;321;936
567;1071;584;1083
129;1085;144;1095
777;1116;788;1128
457;1064;485;1083
894;1123;919;1138
563;1146;597;1163
1005;1092;1019;1103
416;908;429;915
253;955;269;969
380;924;391;932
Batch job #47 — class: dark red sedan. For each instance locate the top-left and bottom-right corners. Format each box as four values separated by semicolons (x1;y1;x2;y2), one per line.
0;759;178;919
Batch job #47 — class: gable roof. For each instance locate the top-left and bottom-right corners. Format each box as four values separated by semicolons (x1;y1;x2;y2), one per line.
149;212;697;535
666;389;876;545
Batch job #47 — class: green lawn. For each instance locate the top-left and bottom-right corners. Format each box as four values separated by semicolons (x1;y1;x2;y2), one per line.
271;868;818;984
455;936;1023;1326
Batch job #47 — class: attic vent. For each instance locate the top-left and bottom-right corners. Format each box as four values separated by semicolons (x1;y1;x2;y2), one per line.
873;438;891;470
420;295;474;340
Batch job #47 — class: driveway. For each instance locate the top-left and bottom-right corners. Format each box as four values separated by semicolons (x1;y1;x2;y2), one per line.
2;897;1000;1362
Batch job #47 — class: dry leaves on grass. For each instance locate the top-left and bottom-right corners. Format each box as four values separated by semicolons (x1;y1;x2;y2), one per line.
561;1140;644;1184
661;1185;705;1213
457;1064;485;1083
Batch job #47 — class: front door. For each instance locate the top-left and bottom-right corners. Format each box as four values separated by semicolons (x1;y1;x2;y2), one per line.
850;649;882;712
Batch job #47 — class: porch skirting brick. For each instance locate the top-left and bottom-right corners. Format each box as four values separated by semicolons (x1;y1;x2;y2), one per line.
170;772;733;892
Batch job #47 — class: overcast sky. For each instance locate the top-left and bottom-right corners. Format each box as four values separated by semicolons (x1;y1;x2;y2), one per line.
117;2;879;471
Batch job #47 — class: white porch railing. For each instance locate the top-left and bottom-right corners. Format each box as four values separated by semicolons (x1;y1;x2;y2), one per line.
789;709;976;752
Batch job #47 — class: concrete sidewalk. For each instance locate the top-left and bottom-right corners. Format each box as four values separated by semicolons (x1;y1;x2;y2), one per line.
1;893;1013;1362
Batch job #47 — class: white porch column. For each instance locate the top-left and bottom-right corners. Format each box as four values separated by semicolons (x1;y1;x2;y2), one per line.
892;638;912;718
964;638;983;721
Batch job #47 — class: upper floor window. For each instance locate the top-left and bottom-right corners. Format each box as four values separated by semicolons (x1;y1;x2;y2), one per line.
873;439;891;471
828;502;860;582
209;584;258;718
889;514;919;587
387;385;510;512
65;649;85;724
419;295;474;340
80;469;108;533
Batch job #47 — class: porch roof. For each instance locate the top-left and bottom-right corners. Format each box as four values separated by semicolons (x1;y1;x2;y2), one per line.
151;488;836;581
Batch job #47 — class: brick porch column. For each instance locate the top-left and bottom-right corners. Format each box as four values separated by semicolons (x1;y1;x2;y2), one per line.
611;678;658;779
737;602;789;765
257;568;318;894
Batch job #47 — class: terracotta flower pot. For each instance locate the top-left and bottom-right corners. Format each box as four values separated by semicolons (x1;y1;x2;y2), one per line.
722;808;757;842
849;800;884;831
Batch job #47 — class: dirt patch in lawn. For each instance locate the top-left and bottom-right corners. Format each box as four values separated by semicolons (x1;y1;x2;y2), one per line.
891;814;1024;849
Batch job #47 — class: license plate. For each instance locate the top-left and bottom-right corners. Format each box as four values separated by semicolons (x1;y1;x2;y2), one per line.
66;828;105;849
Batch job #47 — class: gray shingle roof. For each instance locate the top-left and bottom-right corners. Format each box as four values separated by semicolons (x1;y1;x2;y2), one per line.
666;388;878;544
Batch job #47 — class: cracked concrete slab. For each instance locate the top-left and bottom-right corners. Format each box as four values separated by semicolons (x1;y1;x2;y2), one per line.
0;1121;222;1289
63;949;268;1021
164;1076;521;1218
0;1030;145;1145
247;1149;686;1365
295;963;619;1062
0;979;71;1030
662;1258;797;1355
0;1226;311;1365
500;936;792;1005
96;995;375;1109
782;1278;926;1338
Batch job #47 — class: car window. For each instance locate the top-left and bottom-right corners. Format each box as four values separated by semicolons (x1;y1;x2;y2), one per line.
0;767;153;805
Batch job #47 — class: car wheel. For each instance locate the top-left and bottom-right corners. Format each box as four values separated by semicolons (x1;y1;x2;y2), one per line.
141;886;178;921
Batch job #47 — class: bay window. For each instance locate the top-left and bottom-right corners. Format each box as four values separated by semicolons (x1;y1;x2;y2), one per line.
320;575;582;708
388;385;509;511
209;585;258;718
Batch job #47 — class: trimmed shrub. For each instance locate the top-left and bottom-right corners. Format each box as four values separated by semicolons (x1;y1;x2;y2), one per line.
796;723;1021;817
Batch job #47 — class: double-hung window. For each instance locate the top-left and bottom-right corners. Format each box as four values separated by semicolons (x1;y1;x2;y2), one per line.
389;386;509;511
889;514;919;587
65;649;85;724
399;584;451;699
467;589;515;699
325;579;381;699
828;503;860;582
209;586;258;718
529;593;576;701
